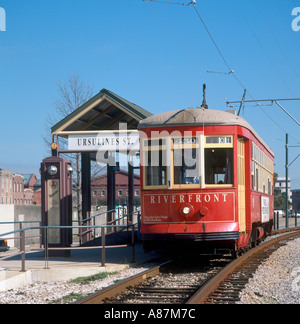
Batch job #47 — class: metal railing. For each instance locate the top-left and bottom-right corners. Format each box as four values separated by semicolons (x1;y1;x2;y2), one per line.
2;209;296;272
0;208;141;273
74;205;133;244
273;210;299;231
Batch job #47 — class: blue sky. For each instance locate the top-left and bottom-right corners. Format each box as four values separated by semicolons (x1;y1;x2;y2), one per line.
0;0;300;187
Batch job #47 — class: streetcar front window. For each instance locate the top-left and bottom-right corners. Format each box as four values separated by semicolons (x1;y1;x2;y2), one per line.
142;135;235;189
144;149;167;187
205;148;233;185
173;148;200;185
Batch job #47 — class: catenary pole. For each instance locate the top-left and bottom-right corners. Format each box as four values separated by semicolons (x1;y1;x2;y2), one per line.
286;134;289;229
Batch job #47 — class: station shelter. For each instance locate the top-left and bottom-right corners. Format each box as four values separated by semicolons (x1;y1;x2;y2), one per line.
47;88;152;244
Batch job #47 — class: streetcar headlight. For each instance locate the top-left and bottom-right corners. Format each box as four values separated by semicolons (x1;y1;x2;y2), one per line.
47;165;58;176
182;206;191;215
67;165;74;176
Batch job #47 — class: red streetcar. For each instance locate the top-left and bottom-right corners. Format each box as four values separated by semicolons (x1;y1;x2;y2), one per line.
138;107;274;255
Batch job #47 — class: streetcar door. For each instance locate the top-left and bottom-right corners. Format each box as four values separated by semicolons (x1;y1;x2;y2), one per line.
238;138;246;233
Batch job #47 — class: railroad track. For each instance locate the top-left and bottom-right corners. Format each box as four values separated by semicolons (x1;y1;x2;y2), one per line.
77;229;300;305
187;229;300;304
76;257;231;304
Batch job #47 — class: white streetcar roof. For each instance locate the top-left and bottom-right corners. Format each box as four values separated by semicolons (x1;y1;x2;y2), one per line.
138;108;274;157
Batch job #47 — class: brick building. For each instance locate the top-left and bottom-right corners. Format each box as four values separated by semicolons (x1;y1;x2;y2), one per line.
0;169;13;205
21;174;38;190
91;169;140;206
20;174;41;205
0;170;41;206
33;180;42;205
13;174;25;205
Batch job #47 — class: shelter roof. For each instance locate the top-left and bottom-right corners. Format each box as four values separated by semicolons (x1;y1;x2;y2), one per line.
51;88;152;137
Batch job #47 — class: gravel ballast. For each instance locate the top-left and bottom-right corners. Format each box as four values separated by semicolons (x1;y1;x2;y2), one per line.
0;264;155;304
239;237;300;304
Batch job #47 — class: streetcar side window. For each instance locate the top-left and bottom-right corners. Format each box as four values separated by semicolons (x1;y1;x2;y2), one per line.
252;143;274;194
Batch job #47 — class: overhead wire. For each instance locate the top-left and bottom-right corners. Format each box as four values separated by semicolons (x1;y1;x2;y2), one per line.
232;0;300;142
233;0;297;98
143;0;228;102
145;0;247;93
191;4;232;73
190;2;251;93
192;0;300;132
143;0;187;6
143;0;300;142
252;0;300;88
144;0;208;72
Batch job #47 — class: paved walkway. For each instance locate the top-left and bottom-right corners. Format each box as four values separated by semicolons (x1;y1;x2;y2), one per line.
0;243;155;292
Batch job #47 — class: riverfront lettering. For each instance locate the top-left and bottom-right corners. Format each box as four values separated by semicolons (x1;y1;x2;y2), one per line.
150;193;228;204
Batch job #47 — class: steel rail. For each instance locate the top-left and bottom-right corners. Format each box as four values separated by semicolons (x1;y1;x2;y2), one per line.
76;229;300;305
186;230;300;304
76;261;172;304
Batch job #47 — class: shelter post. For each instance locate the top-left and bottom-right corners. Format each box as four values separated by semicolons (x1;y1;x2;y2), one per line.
81;152;92;243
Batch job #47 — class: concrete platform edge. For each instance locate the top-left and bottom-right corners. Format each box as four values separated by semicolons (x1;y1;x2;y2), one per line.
0;264;129;292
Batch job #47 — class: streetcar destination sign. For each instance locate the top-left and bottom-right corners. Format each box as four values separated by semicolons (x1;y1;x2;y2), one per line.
68;133;140;152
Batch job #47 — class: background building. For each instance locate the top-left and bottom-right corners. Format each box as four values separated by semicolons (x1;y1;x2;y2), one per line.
91;169;140;207
0;169;13;205
13;174;24;205
275;177;292;202
0;170;41;205
20;174;40;205
292;190;300;213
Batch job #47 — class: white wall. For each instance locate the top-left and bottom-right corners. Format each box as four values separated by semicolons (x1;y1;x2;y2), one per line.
0;205;41;248
0;205;15;248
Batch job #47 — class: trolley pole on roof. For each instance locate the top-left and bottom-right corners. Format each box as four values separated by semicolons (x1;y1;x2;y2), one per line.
237;89;247;116
286;134;289;229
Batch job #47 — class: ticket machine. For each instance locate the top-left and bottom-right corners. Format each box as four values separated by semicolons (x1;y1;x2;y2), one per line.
41;156;73;257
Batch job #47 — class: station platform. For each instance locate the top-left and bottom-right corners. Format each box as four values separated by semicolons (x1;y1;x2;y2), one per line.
0;243;155;292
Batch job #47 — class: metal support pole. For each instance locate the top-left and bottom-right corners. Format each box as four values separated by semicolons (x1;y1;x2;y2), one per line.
131;225;136;264
101;227;106;267
107;153;116;230
138;211;141;242
82;152;91;243
44;228;49;269
20;224;26;272
128;157;134;223
286;134;289;229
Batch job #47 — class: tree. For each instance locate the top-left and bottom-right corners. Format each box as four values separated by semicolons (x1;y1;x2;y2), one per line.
44;72;95;221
